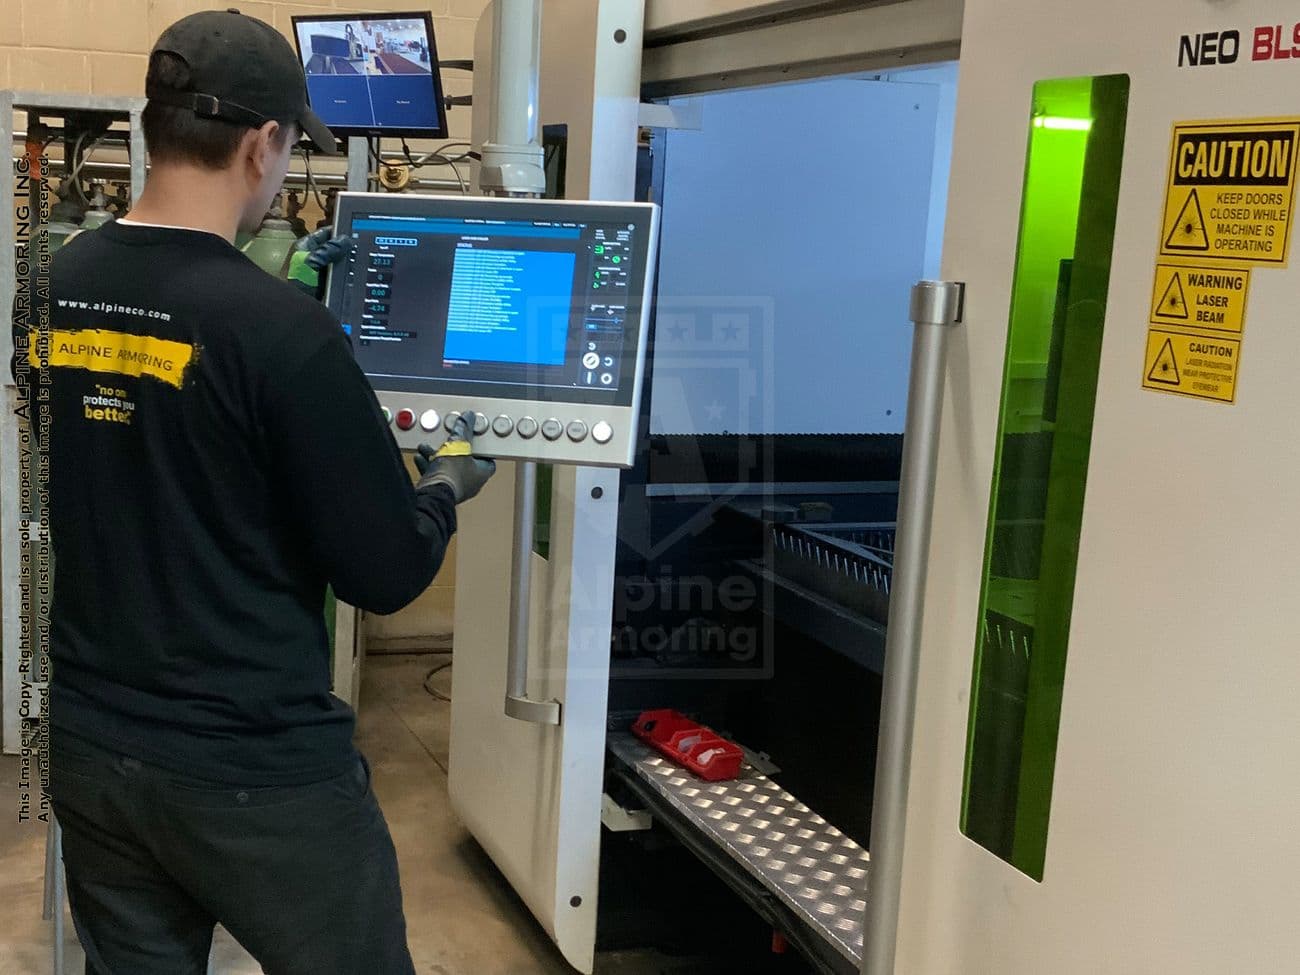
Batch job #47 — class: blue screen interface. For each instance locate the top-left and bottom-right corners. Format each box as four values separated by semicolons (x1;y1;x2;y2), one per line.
335;212;638;396
296;17;444;133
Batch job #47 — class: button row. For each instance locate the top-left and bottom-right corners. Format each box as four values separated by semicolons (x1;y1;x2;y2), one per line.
384;406;445;432
443;411;490;436
383;408;613;446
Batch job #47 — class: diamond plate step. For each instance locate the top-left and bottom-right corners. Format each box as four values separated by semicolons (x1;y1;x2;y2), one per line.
608;733;870;966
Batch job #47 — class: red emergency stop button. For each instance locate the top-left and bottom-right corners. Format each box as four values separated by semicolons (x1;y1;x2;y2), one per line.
395;408;416;431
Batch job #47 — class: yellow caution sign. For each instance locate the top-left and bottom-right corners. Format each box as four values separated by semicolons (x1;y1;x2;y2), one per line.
1142;330;1239;404
1149;263;1249;333
1160;118;1300;266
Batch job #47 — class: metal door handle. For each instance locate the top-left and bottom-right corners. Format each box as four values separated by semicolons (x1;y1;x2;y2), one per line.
504;461;562;725
863;279;964;975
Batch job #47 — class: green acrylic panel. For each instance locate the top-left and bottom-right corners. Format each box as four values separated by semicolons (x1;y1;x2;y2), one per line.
960;75;1131;881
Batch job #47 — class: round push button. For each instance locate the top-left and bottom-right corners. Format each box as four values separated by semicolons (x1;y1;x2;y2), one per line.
492;415;514;437
566;420;589;443
541;418;564;441
472;412;490;436
516;416;539;439
419;409;441;432
395;409;416;431
592;420;613;444
381;406;393;424
443;411;461;432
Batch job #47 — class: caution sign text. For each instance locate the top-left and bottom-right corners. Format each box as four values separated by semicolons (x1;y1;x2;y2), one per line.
1160;119;1300;265
1143;330;1239;403
1149;263;1249;332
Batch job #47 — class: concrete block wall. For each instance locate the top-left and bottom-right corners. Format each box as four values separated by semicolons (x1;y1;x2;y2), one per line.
0;0;488;141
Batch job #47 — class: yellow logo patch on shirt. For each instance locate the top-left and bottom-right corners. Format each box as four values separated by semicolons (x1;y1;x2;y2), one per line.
29;328;195;388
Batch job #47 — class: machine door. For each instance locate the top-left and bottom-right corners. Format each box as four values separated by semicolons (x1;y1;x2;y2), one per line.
448;463;618;975
896;1;1300;972
446;4;647;972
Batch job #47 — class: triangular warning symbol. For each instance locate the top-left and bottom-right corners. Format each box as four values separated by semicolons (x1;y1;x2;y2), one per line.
1156;272;1189;320
1165;189;1210;252
1147;338;1181;385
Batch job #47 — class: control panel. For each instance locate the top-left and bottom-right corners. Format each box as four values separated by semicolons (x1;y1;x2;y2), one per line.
325;192;660;468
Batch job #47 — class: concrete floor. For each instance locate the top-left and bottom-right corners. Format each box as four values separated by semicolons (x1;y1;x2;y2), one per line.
0;654;697;975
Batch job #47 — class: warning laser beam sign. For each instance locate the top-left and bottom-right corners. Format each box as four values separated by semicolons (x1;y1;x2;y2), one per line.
1149;264;1248;332
1160;119;1300;265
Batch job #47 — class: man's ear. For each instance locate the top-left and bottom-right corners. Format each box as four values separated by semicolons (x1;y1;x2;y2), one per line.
244;120;283;179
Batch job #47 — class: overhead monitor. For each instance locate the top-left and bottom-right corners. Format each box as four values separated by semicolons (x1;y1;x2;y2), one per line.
325;193;661;468
292;12;448;139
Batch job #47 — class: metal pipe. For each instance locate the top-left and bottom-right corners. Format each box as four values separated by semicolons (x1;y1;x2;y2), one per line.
862;280;963;975
42;818;56;920
490;0;553;725
479;0;545;195
52;819;65;975
6;156;468;193
502;461;560;725
488;0;539;148
10;129;133;147
346;135;369;193
506;460;537;701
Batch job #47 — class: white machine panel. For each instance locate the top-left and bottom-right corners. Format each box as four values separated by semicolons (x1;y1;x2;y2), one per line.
895;1;1300;973
325;193;659;467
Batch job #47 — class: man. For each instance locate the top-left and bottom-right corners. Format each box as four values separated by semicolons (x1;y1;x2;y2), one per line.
345;22;360;62
30;11;494;974
360;22;380;74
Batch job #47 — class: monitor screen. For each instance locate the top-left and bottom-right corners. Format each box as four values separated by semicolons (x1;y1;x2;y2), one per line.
292;13;448;139
326;194;658;409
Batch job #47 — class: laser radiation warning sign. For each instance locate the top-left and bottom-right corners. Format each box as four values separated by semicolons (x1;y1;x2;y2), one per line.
1143;331;1239;403
1160;118;1300;266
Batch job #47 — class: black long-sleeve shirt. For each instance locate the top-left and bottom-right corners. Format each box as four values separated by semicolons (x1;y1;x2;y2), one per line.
25;221;455;784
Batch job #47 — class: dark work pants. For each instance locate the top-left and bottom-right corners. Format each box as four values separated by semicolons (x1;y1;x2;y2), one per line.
49;728;417;975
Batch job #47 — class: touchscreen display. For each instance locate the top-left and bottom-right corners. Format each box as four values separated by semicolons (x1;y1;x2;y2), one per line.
330;200;654;407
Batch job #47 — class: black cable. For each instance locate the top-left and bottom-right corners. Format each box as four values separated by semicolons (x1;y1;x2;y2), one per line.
396;139;475;169
368;137;381;192
386;140;470;193
299;145;325;209
422;656;453;703
431;141;474;163
400;137;420;169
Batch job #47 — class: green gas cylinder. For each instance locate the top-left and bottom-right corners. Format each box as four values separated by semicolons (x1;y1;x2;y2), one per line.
241;200;300;278
44;219;83;253
79;205;114;231
51;182;115;250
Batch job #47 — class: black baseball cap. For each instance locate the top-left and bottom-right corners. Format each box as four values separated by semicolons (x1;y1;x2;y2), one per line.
147;8;337;155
